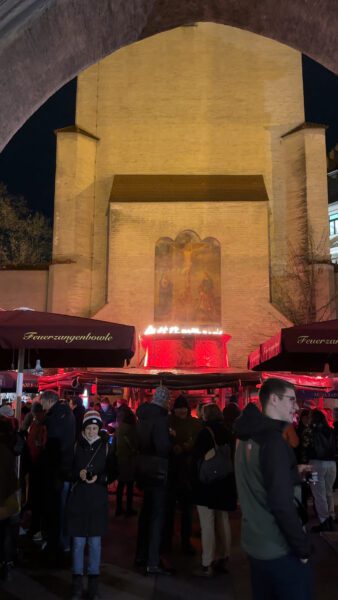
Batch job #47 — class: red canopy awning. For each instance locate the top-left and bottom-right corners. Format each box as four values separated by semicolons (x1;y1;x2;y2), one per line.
248;319;338;372
261;372;333;391
0;370;38;391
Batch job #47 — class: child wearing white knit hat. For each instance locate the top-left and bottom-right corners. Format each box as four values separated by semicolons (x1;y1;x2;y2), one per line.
67;408;115;599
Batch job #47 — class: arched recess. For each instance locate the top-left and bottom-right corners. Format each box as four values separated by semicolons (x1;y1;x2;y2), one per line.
0;0;337;151
155;230;221;326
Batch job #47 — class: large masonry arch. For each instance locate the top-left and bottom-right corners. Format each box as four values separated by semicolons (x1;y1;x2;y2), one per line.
0;0;337;150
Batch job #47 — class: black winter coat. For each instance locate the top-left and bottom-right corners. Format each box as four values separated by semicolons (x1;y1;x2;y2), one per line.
67;436;114;537
191;420;237;511
305;423;337;461
137;403;171;459
43;401;75;481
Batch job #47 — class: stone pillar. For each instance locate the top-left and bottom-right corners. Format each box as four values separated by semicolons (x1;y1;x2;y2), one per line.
303;127;330;259
276;123;335;322
47;127;98;316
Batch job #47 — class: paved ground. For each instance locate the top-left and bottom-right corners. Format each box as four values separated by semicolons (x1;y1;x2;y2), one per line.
1;492;337;599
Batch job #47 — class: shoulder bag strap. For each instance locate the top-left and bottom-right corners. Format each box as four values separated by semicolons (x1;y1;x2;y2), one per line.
205;426;218;449
85;441;104;469
71;441;104;492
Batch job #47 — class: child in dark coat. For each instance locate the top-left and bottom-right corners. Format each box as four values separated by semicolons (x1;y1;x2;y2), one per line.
67;410;115;600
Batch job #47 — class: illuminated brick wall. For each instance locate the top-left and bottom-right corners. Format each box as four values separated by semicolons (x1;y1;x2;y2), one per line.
94;200;289;367
74;23;306;320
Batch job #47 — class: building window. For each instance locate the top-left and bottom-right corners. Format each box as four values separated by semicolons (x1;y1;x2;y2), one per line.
329;215;338;236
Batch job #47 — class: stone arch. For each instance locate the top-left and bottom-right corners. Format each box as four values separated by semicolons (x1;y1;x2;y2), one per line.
0;1;337;151
155;230;221;325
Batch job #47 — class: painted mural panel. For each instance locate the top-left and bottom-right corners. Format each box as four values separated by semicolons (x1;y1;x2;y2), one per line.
155;231;221;325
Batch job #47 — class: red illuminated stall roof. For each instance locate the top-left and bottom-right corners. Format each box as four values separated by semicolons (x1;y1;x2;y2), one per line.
38;367;259;391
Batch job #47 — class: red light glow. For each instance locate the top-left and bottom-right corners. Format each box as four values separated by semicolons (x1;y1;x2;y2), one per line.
140;333;231;369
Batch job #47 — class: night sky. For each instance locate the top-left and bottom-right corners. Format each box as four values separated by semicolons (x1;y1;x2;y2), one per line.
0;55;337;222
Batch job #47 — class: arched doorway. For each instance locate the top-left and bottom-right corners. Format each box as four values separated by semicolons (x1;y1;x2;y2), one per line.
0;0;337;149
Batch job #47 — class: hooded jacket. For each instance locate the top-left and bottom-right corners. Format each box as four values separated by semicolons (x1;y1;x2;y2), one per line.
234;403;311;560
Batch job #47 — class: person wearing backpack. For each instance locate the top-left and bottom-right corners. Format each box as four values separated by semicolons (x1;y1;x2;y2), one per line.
191;403;236;577
67;410;116;600
303;409;337;532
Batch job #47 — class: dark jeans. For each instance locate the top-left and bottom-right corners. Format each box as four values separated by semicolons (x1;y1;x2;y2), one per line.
60;481;71;551
116;481;134;513
163;488;193;550
136;487;167;568
42;476;65;555
0;515;19;564
249;554;314;600
29;465;44;534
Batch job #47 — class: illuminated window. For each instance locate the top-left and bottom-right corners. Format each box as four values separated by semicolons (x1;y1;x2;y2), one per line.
330;217;338;236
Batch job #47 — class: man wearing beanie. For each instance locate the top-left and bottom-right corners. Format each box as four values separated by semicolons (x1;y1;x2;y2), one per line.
164;394;201;555
135;386;172;575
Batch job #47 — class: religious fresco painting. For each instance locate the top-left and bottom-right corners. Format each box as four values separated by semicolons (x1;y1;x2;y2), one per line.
155;230;221;325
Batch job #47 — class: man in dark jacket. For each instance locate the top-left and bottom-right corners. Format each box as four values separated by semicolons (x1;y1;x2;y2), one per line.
234;378;313;600
41;390;75;562
164;395;201;554
135;386;172;575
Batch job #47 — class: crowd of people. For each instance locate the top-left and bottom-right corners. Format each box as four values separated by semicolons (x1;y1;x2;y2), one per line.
0;380;337;600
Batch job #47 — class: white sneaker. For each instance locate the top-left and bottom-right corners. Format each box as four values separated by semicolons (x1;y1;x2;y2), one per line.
32;531;43;542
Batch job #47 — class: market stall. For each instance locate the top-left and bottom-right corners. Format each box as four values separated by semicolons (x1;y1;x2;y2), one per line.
248;319;338;372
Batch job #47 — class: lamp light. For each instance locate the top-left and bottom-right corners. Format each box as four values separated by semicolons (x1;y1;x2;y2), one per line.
144;325;223;336
32;359;44;376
